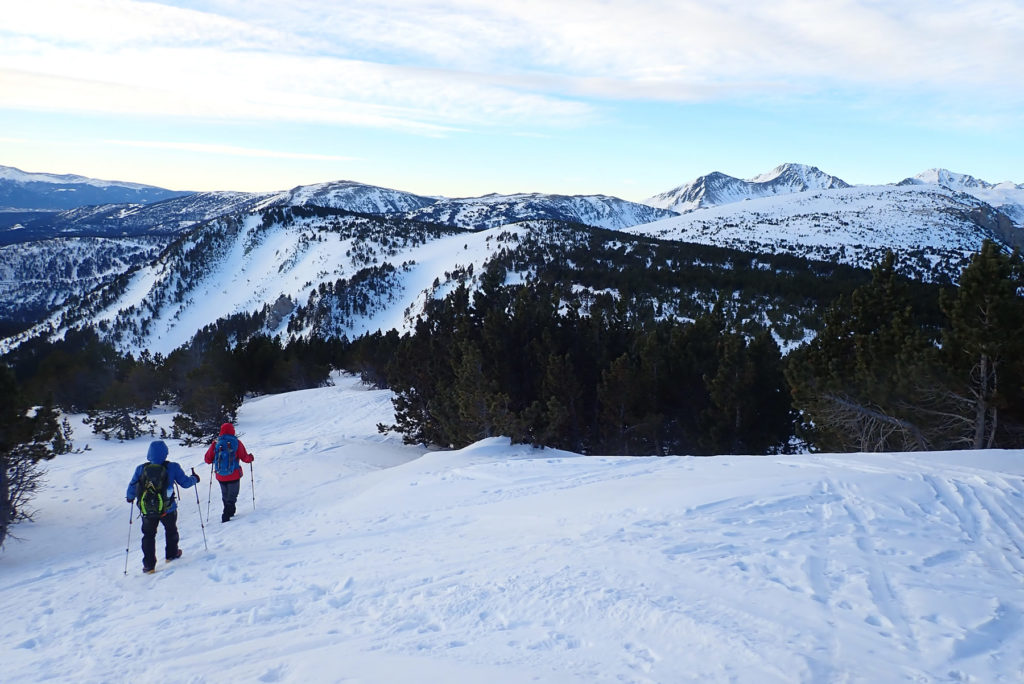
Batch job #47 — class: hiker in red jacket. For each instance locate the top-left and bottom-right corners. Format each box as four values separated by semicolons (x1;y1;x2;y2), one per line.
204;422;254;522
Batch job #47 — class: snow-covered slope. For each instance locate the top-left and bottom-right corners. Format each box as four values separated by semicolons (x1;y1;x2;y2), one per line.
0;191;284;326
902;168;1024;227
0;164;191;210
2;376;1023;683
646;163;850;213
628;184;1019;281
0;207;535;355
402;193;678;231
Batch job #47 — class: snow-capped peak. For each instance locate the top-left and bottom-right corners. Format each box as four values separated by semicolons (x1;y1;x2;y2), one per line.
644;163;850;213
911;168;989;190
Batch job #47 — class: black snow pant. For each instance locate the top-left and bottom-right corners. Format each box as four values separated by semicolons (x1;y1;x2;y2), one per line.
219;479;240;522
140;510;179;570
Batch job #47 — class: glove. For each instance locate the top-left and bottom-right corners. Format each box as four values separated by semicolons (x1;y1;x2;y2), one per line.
127;497;133;504
191;468;200;483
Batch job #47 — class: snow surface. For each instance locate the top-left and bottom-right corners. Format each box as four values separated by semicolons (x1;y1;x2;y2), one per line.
3;374;1024;683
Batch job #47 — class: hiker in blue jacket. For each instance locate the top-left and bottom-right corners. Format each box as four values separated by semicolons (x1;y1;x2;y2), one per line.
126;440;200;573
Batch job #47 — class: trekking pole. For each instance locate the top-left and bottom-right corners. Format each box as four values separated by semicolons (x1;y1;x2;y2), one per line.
249;458;256;512
205;462;214;524
123;501;135;576
191;468;208;551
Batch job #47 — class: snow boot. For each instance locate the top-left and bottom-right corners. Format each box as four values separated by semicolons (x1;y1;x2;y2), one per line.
166;549;183;562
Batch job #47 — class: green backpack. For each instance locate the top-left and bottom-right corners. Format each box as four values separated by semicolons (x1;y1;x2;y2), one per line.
136;462;169;518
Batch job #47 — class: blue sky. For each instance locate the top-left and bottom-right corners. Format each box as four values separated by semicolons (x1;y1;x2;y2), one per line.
2;0;1022;201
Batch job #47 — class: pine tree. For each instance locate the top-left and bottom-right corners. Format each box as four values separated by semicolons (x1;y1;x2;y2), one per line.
1;367;64;549
450;340;511;447
597;353;640;454
787;252;936;452
537;352;586;451
84;407;157;441
939;241;1024;448
702;330;792;454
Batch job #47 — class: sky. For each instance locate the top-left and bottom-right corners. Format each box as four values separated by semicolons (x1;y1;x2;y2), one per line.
1;0;1022;201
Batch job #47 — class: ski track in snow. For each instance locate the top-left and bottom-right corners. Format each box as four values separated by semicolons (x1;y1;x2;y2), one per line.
2;375;1024;683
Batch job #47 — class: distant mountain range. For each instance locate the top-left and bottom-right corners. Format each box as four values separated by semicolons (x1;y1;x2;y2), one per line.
0;174;676;245
1;161;1021;354
0;190;279;246
0;164;191;211
645;163;1024;226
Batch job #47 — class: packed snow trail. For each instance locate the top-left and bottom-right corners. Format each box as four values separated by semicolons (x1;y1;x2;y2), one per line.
2;374;1024;683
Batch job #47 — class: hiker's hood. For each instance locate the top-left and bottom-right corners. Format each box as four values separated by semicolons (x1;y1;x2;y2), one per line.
147;440;168;464
219;423;235;436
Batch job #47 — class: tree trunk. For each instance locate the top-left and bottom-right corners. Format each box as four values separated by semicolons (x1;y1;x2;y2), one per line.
0;458;9;548
972;353;989;450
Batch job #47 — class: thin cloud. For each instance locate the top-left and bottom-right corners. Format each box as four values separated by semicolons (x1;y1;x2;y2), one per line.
2;0;1021;133
216;0;1024;95
103;139;359;162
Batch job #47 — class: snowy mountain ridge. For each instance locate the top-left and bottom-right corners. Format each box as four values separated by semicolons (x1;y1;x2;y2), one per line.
645;163;1024;231
627;183;1019;281
401;192;678;231
645;163;851;213
265;180;438;215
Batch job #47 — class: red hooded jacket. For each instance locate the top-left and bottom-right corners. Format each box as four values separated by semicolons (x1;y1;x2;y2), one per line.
204;422;253;482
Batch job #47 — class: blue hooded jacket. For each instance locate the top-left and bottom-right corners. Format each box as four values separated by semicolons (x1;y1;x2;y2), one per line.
126;440;198;514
